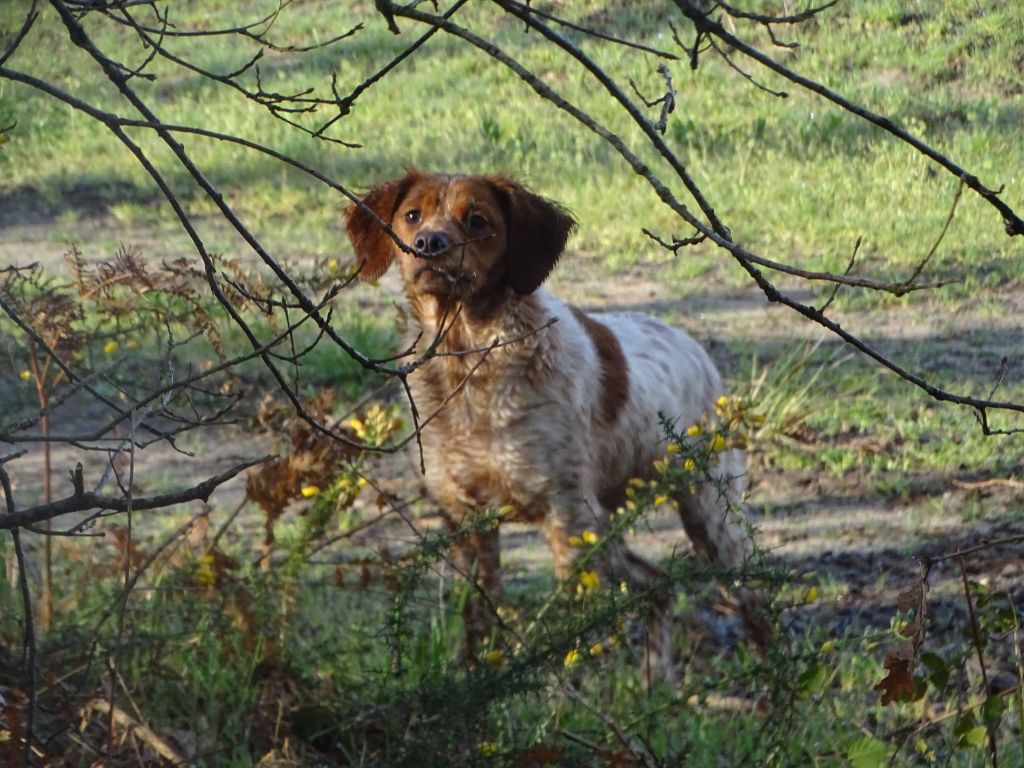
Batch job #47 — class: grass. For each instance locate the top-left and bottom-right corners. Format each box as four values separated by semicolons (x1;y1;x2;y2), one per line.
1;1;1021;288
10;504;1021;767
1;1;1023;766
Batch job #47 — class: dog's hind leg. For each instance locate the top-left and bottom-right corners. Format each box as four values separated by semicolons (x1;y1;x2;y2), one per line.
545;503;677;682
672;449;771;646
614;545;676;682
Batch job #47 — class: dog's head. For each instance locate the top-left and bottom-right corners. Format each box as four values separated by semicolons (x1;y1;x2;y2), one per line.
345;171;576;303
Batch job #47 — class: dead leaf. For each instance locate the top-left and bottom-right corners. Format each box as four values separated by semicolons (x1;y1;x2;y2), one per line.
245;418;360;548
874;645;916;705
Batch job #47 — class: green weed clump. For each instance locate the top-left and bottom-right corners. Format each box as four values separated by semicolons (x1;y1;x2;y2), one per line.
3;388;1020;767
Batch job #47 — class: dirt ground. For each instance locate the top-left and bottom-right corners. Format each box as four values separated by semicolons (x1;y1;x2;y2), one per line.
3;214;1023;672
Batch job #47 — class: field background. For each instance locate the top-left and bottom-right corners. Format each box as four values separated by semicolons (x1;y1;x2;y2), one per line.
1;1;1023;766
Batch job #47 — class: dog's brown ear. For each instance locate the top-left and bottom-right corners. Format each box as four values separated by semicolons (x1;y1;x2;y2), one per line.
489;177;577;295
345;173;418;281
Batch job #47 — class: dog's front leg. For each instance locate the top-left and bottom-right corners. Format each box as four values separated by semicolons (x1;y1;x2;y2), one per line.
448;523;503;663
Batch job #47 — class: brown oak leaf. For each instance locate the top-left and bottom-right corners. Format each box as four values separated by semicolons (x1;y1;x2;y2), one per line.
874;645;915;705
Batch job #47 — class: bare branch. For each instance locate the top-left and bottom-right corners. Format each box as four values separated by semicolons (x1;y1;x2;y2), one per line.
383;0;1023;430
0;455;271;530
519;3;681;60
0;464;38;761
897;179;965;293
817;236;860;314
710;0;839;26
673;0;1024;236
494;0;731;237
707;35;788;97
0;0;40;67
629;63;678;134
317;0;471;137
641;227;707;251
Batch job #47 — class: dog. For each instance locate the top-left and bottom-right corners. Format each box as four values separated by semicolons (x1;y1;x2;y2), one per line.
345;171;766;666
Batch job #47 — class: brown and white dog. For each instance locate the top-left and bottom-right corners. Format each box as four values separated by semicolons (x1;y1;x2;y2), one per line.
346;171;765;664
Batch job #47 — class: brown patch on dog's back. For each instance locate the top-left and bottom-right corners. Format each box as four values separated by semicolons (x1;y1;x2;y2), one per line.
570;307;629;427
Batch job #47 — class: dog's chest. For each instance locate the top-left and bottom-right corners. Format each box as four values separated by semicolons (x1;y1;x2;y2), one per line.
413;355;568;519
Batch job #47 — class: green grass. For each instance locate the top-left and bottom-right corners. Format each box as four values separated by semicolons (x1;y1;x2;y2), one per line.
7;508;1020;767
1;1;1021;289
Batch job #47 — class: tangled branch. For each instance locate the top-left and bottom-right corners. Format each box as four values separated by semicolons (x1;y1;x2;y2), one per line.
379;0;1023;434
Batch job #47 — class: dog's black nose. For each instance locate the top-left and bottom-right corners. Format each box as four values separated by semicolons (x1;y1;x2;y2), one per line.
414;230;450;258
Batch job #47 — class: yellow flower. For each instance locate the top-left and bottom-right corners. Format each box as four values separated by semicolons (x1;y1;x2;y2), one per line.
581;530;599;545
628;477;646;488
683;457;697;471
103;340;119;355
717;394;730;408
686;423;702;437
652;457;669;474
19;369;32;381
483;649;504;665
194;554;216;587
478;741;498;757
577;570;600;594
666;442;681;454
589;642;604;656
347;403;404;446
328;258;339;271
710;434;726;452
568;535;582;547
347;417;370;441
564;648;581;667
820;639;836;654
653;494;668;507
300;485;320;497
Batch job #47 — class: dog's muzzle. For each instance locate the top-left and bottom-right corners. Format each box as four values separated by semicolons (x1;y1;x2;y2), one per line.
413;229;451;259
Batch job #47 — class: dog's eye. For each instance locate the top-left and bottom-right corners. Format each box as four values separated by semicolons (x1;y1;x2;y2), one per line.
404;208;421;224
466;213;488;232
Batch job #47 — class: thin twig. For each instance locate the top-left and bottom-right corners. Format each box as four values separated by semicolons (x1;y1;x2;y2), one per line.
0;465;37;764
957;556;999;768
0;0;40;67
522;3;680;60
707;35;788;98
919;533;1024;567
711;0;839;25
898;180;965;293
